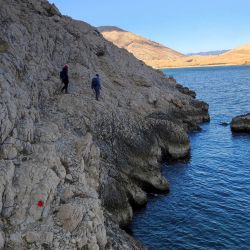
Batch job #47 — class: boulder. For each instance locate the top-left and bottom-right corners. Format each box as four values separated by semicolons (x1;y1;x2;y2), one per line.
25;231;53;244
231;113;250;132
57;203;84;232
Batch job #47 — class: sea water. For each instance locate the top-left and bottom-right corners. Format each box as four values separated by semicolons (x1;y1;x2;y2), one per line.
131;66;250;250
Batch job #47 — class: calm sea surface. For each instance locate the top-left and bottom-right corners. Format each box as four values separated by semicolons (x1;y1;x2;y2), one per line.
131;66;250;250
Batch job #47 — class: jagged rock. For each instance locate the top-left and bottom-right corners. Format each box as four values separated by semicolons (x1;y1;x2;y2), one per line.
42;2;61;16
0;137;18;159
103;178;133;226
231;113;250;132
0;161;15;218
57;203;84;232
105;214;146;250
25;231;53;244
0;101;16;144
0;231;4;250
34;122;61;142
61;188;74;201
176;83;196;98
9;233;22;246
65;174;73;181
0;38;9;53
0;0;209;248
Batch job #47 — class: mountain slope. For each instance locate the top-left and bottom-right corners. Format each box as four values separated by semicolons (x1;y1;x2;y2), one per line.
164;42;250;68
224;42;250;55
99;26;185;68
100;26;250;68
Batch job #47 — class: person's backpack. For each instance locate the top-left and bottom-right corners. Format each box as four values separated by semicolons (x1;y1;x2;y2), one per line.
91;77;97;89
60;70;64;81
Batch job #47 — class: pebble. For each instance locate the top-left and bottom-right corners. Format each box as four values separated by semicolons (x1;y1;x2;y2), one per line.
56;221;62;226
65;174;73;181
54;241;60;248
71;238;76;244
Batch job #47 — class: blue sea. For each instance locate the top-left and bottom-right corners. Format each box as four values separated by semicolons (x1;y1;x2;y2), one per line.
131;66;250;250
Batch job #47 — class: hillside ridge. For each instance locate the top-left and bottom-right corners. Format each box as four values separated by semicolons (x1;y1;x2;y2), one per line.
100;26;250;68
99;26;185;68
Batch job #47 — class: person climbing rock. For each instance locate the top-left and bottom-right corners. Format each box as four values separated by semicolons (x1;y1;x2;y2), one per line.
91;74;101;100
60;64;69;94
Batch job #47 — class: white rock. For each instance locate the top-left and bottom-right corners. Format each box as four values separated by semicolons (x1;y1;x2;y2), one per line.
54;240;60;248
65;174;73;181
71;238;76;244
42;232;54;244
62;188;74;201
25;232;40;243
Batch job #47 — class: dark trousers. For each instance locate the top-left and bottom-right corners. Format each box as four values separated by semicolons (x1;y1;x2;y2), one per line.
61;81;68;93
94;88;100;100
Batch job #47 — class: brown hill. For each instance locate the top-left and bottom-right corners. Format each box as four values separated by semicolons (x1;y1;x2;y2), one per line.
99;26;185;67
163;42;250;68
100;26;250;68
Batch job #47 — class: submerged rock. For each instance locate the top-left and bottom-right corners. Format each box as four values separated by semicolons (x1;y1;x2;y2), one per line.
220;121;230;126
231;113;250;132
0;0;209;248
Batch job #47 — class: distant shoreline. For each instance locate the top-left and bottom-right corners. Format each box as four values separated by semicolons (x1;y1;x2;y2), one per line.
160;63;250;70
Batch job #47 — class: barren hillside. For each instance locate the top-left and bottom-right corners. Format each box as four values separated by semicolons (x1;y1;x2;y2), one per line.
163;42;250;68
99;26;185;68
100;26;250;69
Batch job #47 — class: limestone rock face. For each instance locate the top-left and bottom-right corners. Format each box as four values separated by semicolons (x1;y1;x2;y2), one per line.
0;231;4;250
231;113;250;132
0;0;209;249
57;203;84;232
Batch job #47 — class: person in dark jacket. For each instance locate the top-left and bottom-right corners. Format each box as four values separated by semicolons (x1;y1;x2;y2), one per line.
60;64;69;94
91;74;101;100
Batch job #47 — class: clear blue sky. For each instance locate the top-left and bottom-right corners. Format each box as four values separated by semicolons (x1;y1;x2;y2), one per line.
48;0;250;54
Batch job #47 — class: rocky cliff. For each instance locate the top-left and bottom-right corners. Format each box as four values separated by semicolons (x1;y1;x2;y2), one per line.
0;0;209;249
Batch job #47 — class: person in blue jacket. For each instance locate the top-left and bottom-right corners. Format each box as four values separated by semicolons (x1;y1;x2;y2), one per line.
91;74;101;100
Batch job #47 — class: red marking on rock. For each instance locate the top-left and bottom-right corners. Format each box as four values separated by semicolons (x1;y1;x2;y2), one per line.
37;200;44;207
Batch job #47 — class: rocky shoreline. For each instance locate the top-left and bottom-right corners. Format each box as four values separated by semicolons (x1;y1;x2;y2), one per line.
0;0;209;249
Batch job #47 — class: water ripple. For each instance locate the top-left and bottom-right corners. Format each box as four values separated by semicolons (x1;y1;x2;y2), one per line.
131;66;250;250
